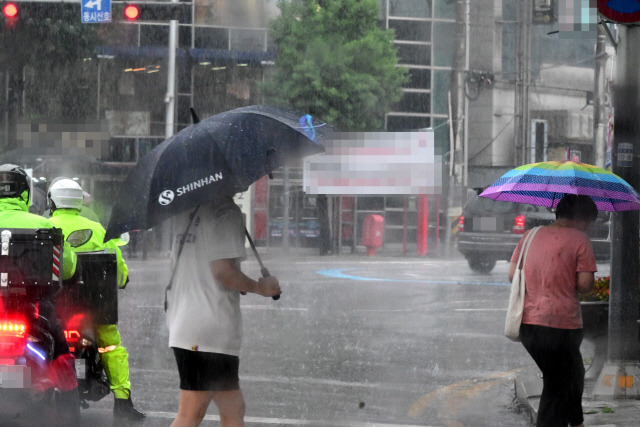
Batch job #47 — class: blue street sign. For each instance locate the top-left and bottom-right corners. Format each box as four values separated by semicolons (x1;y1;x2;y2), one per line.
598;0;640;23
617;142;634;167
82;0;111;23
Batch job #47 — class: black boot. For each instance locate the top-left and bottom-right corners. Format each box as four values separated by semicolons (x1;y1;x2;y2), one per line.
113;396;145;421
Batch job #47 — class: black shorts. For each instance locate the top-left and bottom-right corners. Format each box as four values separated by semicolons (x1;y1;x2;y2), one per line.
172;347;240;391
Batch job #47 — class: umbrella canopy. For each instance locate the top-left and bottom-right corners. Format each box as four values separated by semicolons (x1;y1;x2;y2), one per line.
105;105;330;240
479;161;640;211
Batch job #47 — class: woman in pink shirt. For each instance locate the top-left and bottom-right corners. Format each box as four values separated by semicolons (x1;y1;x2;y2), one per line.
509;194;598;427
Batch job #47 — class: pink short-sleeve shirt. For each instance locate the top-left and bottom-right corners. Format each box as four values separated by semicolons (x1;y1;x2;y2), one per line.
510;226;597;329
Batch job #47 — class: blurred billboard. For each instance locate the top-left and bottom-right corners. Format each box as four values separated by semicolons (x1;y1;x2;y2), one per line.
303;130;442;195
13;120;111;160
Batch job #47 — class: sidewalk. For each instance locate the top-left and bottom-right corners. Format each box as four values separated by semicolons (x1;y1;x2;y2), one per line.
515;365;640;426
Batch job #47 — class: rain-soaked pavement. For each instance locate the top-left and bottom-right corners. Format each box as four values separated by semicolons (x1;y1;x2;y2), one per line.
2;249;612;426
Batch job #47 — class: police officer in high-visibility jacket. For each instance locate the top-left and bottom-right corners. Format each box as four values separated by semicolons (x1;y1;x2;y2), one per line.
47;177;145;421
0;164;80;421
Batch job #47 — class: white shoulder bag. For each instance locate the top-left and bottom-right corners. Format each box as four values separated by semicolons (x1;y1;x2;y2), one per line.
504;226;541;342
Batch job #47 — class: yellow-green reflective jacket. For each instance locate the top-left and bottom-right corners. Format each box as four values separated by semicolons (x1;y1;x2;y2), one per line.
49;209;129;288
0;198;77;280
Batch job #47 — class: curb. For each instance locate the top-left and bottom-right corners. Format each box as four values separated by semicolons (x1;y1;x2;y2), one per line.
514;367;640;426
514;367;541;425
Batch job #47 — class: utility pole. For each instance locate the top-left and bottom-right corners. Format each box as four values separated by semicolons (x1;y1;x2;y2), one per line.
609;29;640;357
163;1;178;254
452;0;467;182
594;23;640;400
282;166;290;251
165;15;177;139
514;0;531;166
593;23;608;168
462;0;469;202
443;0;468;258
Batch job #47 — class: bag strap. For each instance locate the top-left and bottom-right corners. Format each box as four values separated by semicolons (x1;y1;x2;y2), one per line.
164;205;201;311
516;226;541;270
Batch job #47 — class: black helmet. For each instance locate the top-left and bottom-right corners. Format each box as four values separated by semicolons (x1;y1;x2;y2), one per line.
0;164;31;203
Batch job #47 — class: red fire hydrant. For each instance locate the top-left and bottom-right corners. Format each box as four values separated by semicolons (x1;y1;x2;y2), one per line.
362;214;384;256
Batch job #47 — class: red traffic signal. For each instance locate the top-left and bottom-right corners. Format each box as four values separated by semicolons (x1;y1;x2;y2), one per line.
2;2;19;29
124;4;139;20
3;2;18;18
119;2;192;23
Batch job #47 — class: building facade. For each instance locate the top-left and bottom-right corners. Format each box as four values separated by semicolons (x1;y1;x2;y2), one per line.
1;0;603;255
464;0;601;189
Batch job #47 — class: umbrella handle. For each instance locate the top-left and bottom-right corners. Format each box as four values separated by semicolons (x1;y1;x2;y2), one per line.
260;267;280;300
245;228;280;301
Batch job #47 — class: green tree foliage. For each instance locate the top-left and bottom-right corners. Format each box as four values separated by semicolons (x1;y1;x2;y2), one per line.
0;4;99;120
261;0;407;131
1;4;98;71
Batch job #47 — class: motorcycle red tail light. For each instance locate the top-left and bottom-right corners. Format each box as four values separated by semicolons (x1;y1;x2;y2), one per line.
0;319;27;337
0;317;27;358
512;214;526;234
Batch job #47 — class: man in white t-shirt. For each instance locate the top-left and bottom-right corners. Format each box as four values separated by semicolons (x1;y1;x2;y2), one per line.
166;197;281;427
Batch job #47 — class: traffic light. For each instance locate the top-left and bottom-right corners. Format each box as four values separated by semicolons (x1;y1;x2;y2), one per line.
119;2;191;23
2;2;19;29
123;4;139;21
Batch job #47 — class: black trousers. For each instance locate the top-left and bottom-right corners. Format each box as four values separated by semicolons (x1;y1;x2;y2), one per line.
520;324;584;427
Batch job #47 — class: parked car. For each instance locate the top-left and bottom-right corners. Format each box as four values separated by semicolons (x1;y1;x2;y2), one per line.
269;218;321;247
457;195;611;273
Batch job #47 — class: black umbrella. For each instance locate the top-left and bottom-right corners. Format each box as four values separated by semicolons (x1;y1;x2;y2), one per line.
105;105;329;241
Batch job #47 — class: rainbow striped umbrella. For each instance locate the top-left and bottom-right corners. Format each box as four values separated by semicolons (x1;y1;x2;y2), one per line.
480;161;640;211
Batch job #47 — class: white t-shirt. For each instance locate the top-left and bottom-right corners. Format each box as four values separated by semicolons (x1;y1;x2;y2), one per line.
166;201;247;355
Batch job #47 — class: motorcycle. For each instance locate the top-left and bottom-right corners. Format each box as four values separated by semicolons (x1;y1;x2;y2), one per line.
0;227;117;425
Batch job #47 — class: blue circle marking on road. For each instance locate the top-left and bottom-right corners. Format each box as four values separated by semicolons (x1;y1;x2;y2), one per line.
317;268;510;286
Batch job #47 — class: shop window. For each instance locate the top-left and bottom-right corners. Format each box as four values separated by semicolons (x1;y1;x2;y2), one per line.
385;210;417;227
386;115;430;131
105;138;136;162
385;228;418;243
357;196;384;211
389;0;433;18
385;196;406;209
397;92;431;113
395;43;431;66
389;19;431;42
195;27;230;50
405;68;431;90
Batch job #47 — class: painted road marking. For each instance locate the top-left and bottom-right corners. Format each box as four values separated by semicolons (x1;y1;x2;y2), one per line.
82;407;435;426
131;368;417;392
241;305;308;311
318;268;509;286
136;305;309;311
449;300;507;304
408;368;524;420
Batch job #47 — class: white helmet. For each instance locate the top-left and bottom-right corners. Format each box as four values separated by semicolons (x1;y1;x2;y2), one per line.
48;178;84;210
